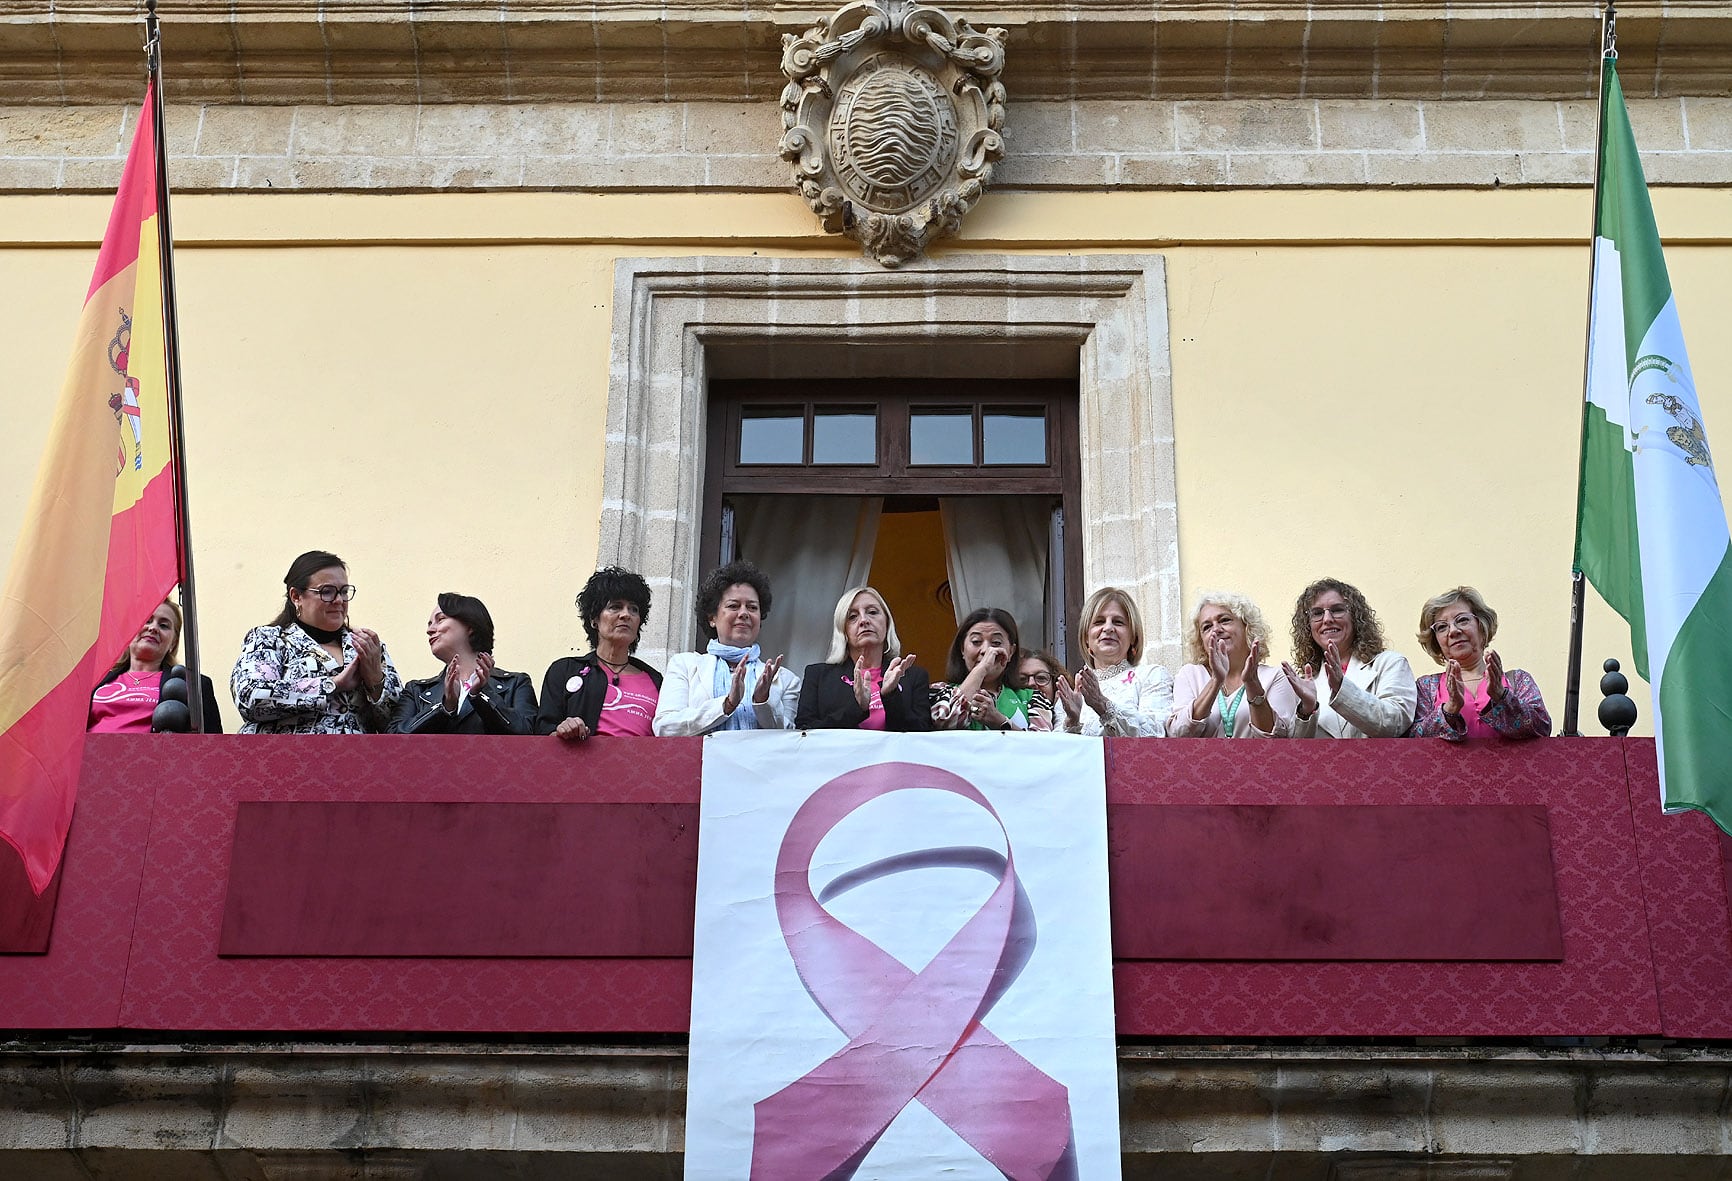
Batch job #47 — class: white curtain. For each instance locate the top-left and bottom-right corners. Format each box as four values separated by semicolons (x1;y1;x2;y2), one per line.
731;496;882;669
939;497;1051;652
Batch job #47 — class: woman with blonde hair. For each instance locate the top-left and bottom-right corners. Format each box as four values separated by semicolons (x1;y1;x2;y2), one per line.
1409;586;1550;741
1052;586;1172;736
1168;592;1296;738
795;586;928;730
1278;577;1416;739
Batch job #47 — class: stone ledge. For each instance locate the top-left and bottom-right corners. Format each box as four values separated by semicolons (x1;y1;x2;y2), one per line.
0;3;1729;105
3;1043;1732;1180
5;97;1731;194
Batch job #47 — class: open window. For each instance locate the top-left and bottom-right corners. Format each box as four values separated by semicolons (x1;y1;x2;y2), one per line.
700;380;1082;669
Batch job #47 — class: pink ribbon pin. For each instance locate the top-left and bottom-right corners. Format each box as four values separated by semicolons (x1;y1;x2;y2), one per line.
750;761;1075;1180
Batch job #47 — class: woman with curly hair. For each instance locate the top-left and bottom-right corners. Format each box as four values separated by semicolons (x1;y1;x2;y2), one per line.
1167;592;1297;738
535;567;662;740
1278;577;1417;739
1409;586;1550;741
652;559;800;735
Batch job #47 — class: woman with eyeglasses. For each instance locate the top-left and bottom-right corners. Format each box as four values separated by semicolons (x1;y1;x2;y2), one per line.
231;549;402;734
1277;577;1417;739
1016;648;1066;732
1408;586;1550;741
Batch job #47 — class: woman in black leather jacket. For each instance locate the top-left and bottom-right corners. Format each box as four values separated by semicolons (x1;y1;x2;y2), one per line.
534;567;663;740
391;592;537;735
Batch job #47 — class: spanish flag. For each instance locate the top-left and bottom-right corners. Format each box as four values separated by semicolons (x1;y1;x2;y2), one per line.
0;84;180;893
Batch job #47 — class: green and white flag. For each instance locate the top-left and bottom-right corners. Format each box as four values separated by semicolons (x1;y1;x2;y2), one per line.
1576;58;1732;833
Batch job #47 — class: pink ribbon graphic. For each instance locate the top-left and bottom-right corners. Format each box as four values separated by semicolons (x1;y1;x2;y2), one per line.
750;761;1075;1180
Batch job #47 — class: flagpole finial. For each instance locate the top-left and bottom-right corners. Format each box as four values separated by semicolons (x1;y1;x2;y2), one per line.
143;0;161;71
1603;2;1617;60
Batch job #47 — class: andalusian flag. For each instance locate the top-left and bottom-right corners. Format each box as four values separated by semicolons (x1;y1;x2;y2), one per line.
1575;58;1732;833
0;85;180;892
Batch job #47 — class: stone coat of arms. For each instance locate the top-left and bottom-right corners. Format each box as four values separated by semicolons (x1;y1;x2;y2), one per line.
779;1;1007;267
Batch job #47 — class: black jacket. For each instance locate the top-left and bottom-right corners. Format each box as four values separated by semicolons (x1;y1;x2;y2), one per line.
390;667;538;735
535;652;664;735
89;666;224;733
795;660;932;732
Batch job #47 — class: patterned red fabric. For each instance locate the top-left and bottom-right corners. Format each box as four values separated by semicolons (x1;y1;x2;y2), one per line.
0;734;1721;1038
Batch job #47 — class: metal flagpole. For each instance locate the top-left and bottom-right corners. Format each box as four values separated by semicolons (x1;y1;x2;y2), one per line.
1561;2;1617;737
144;0;206;733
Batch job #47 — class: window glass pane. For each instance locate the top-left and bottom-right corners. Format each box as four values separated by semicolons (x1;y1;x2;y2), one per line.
812;407;877;465
739;406;804;464
982;408;1047;465
910;409;974;466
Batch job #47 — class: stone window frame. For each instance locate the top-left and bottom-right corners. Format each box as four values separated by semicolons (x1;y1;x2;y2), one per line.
599;254;1180;673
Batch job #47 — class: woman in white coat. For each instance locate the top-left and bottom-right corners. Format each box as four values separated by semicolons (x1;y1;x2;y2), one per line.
1278;577;1417;739
652;560;801;735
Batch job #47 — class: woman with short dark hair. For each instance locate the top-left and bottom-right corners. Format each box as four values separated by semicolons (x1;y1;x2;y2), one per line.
392;592;538;735
536;567;662;740
231;549;401;734
653;559;800;735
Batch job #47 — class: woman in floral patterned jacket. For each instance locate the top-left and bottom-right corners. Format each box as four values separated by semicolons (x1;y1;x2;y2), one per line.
231;549;402;734
1408;585;1550;742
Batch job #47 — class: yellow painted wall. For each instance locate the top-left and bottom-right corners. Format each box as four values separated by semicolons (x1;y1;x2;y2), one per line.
2;189;1729;734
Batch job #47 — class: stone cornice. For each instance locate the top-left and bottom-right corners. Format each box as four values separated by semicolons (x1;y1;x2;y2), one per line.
1;2;1728;105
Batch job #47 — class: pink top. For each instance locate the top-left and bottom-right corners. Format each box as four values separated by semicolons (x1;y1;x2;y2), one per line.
597;669;659;737
847;667;887;731
89;670;159;733
1438;676;1498;739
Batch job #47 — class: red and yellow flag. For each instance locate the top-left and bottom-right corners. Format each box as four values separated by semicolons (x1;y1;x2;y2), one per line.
0;84;180;893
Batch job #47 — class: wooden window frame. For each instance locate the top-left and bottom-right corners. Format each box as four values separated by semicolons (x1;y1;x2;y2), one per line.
701;379;1083;651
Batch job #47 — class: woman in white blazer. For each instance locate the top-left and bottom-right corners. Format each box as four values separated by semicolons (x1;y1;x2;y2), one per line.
652;559;800;735
1277;577;1417;739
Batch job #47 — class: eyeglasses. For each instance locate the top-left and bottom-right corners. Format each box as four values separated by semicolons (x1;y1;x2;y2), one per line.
1430;613;1477;637
1025;671;1055;687
307;584;358;603
1308;605;1349;621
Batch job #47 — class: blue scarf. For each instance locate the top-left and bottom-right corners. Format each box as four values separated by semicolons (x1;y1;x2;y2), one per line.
708;640;763;730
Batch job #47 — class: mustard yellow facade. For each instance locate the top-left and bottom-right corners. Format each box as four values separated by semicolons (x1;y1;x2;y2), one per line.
4;188;1730;732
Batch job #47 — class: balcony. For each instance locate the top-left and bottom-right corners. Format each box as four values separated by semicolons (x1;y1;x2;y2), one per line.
3;734;1731;1179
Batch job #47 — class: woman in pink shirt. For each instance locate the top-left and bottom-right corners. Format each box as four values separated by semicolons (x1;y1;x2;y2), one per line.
1408;586;1550;741
535;567;663;740
88;599;223;733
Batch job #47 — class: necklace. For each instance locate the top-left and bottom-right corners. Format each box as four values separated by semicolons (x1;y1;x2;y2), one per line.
1218;685;1246;738
597;654;629;684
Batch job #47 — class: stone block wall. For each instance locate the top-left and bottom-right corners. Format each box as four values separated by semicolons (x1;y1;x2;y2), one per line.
3;2;1731;193
4;95;1732;193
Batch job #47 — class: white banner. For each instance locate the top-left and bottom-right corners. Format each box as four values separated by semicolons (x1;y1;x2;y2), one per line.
686;731;1122;1180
